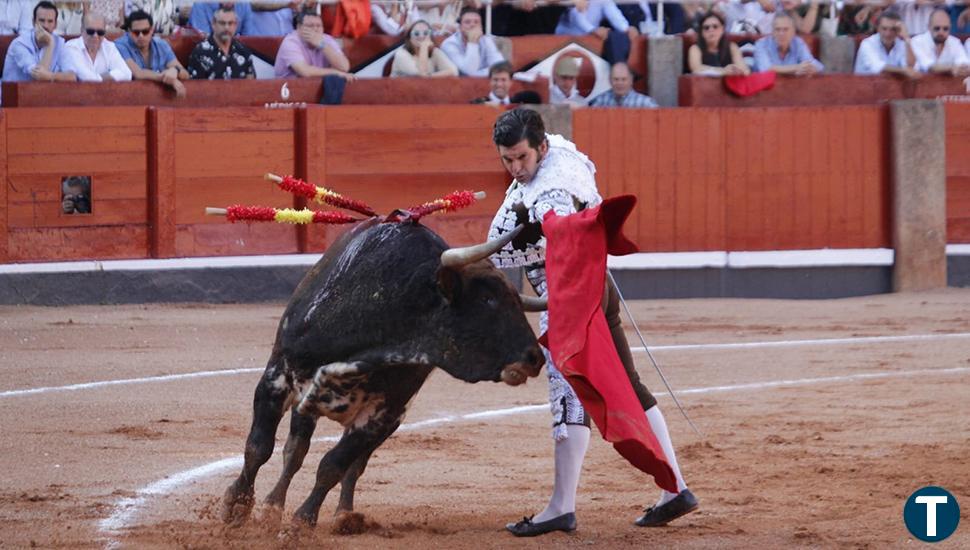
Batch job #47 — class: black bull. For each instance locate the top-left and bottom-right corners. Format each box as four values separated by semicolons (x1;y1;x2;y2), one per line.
222;218;545;528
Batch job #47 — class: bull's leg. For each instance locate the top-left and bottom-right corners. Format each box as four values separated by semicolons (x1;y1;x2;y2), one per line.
335;445;376;514
222;367;290;525
262;407;318;516
291;419;400;527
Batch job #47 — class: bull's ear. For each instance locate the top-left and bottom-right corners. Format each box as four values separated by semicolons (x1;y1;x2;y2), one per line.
437;267;463;305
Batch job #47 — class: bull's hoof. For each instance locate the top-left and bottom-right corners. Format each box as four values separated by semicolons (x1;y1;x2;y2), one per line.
255;503;284;530
331;511;367;535
221;485;255;526
278;521;312;548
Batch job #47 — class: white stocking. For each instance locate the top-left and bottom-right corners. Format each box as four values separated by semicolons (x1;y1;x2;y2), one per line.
534;423;590;522
645;405;687;507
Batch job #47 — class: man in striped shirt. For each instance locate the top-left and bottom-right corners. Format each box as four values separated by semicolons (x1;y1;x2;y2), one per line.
589;62;658;108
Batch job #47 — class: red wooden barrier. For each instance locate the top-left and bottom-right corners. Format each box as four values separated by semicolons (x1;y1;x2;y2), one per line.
945;102;970;243
572;106;891;252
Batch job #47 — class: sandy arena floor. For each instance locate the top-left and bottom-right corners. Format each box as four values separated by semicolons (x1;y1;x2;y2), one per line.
1;289;969;549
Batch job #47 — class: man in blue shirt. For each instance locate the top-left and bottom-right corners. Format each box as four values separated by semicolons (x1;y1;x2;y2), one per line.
753;12;824;75
249;1;297;36
1;1;75;83
189;2;255;36
115;10;189;97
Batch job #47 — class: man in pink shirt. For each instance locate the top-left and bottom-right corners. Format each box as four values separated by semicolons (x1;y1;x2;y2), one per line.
273;10;353;81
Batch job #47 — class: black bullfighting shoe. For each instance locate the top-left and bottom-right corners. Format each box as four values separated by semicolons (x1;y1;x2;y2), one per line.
635;489;699;527
505;512;577;537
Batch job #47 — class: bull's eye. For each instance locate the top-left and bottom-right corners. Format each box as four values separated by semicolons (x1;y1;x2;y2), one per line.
481;296;499;309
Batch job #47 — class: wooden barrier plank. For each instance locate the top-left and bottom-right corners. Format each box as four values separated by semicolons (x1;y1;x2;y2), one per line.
174;108;297;133
0;111;7;263
761;108;784;250
149;108;177;258
6;127;146;155
945;103;970;243
174;222;299;258
4;106;146;129
808;107;831;249
174;132;295;179
6;172;147;202
674;108;696;250
7;198;148;228
174;177;296;225
7;152;146;175
7;225;147;262
722;109;747;252
324;128;503;175
842;108;865;243
653;110;677;251
323;105;500;131
304;107;331;252
744;109;767;250
620;111;642;241
861;107;891;247
826;109;849;248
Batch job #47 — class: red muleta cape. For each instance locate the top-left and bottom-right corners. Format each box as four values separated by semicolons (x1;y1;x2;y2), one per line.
542;195;678;493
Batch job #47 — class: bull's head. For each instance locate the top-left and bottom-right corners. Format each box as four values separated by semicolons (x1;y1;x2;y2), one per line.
435;226;545;386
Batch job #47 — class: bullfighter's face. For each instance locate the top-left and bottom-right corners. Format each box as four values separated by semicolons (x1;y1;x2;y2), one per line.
497;138;548;184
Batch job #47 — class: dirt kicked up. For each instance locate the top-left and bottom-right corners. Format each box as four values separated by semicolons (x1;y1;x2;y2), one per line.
1;290;968;549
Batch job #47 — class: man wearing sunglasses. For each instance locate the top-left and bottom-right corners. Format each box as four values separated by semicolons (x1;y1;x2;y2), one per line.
910;8;970;76
62;12;132;82
115;10;190;97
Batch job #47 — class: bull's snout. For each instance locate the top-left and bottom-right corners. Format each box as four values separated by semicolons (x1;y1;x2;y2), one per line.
500;346;544;386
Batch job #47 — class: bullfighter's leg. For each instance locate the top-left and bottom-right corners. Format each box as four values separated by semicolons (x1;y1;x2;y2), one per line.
262;407;318;514
603;279;697;526
292;418;401;527
222;364;290;525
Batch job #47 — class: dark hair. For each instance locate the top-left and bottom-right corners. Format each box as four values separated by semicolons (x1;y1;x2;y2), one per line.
213;6;236;22
696;11;731;67
293;9;321;29
124;9;153;31
458;6;480;22
510;91;542;105
772;11;796;27
489;61;513;78
493;108;545;149
33;1;57;23
403;20;433;56
877;10;902;26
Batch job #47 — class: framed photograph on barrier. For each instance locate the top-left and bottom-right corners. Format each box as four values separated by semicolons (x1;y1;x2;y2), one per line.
61;176;92;215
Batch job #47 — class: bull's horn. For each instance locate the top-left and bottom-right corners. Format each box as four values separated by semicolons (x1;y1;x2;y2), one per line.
520;294;548;312
440;225;523;269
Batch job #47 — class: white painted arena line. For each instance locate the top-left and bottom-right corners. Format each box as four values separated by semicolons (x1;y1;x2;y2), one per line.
5;332;970;400
98;364;970;548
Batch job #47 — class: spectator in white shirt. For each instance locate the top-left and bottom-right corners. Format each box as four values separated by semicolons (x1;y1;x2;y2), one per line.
854;11;919;78
716;0;775;34
0;0;35;35
550;55;588;108
441;7;506;77
370;2;418;36
910;8;970;76
894;0;941;36
62;12;132;82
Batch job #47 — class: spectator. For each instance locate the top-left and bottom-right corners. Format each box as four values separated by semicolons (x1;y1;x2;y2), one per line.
62;12;132;81
2;1;76;83
92;0;124;31
390;20;458;78
556;0;639;65
854;11;918;77
125;0;180;35
441;6;505;77
717;0;775;34
55;1;85;35
753;12;823;74
771;0;821;34
952;5;970;35
187;6;254;79
0;0;35;35
839;0;891;35
911;8;970;76
688;11;751;75
247;1;298;36
370;2;418;36
61;176;92;214
273;10;352;79
471;61;514;105
589;62;658;108
490;0;567;36
896;0;942;36
549;55;587;107
115;9;188;96
417;0;461;36
189;2;253;35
